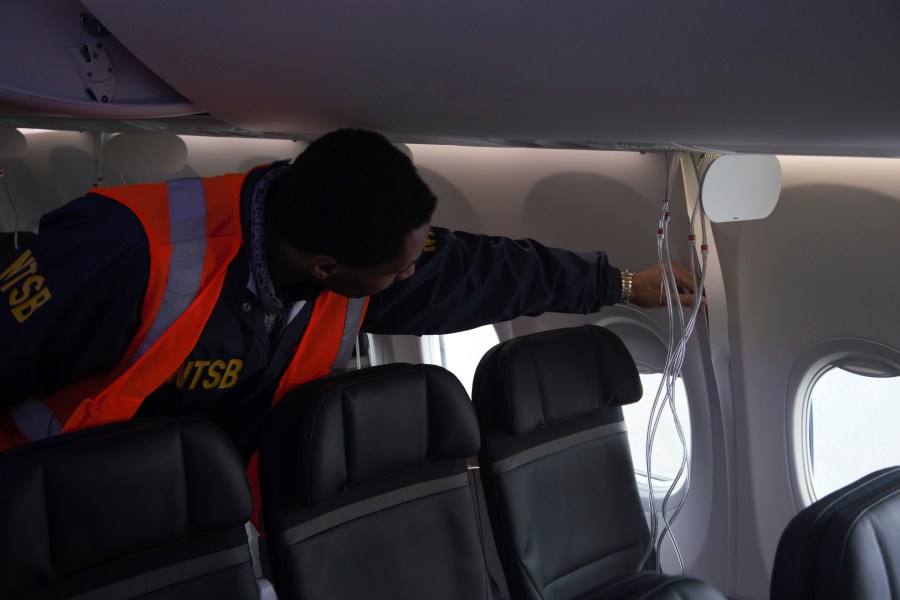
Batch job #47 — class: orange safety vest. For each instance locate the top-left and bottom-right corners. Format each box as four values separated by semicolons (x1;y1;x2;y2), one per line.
0;174;369;458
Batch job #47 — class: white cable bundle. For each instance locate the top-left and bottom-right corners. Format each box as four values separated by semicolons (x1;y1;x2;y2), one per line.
638;154;708;574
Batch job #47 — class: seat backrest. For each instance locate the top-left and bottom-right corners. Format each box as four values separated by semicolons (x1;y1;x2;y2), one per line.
771;465;900;600
0;417;258;600
472;325;649;600
259;363;490;600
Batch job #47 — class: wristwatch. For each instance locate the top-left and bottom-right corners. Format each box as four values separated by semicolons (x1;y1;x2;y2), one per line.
618;269;634;305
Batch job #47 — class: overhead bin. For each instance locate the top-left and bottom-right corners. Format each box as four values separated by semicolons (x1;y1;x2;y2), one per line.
0;2;196;119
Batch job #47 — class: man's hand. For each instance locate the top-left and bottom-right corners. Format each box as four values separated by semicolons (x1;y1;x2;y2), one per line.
629;264;706;308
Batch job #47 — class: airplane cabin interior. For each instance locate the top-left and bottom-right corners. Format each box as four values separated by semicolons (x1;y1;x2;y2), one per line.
2;2;900;599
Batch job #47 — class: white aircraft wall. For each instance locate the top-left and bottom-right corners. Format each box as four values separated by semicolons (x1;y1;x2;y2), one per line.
715;156;900;600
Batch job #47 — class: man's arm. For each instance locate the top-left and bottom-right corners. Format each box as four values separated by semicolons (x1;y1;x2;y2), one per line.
0;196;149;405
362;227;622;335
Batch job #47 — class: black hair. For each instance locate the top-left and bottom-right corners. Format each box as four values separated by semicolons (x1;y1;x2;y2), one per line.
270;129;438;267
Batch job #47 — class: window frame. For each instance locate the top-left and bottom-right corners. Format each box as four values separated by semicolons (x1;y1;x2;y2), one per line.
787;337;900;508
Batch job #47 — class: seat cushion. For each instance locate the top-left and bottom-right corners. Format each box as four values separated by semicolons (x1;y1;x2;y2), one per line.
577;572;727;600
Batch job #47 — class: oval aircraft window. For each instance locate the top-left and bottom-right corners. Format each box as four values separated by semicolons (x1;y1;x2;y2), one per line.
420;325;500;396
806;367;900;498
622;373;692;490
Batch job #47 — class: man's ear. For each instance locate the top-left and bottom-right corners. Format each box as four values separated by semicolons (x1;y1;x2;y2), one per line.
309;255;341;280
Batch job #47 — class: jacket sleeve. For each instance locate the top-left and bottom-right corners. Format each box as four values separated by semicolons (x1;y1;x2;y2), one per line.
0;195;149;406
362;227;623;335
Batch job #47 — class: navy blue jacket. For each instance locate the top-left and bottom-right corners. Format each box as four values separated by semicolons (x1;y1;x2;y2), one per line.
0;165;621;458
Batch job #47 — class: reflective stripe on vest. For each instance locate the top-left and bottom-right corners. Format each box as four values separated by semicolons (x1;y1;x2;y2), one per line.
274;294;370;402
248;293;369;529
331;297;368;375
10;397;62;440
0;175;244;450
134;178;208;360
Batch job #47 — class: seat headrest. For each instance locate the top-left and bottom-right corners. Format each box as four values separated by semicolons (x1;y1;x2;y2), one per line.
0;419;251;594
478;325;642;435
284;364;480;507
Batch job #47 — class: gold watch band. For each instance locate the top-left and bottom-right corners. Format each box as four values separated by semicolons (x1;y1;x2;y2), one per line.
618;269;634;305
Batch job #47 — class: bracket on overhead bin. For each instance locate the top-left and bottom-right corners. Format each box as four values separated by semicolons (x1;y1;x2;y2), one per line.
69;40;116;103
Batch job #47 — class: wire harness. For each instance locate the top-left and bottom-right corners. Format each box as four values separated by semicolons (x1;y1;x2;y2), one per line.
637;154;709;574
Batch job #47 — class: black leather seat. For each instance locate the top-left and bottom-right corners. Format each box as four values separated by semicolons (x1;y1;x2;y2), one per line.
258;363;491;600
771;465;900;600
0;418;259;600
472;325;726;600
578;572;730;600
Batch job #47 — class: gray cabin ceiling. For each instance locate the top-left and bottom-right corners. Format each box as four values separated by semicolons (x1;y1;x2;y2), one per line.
2;0;900;156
